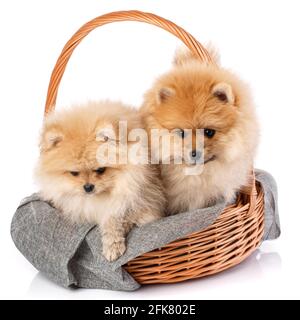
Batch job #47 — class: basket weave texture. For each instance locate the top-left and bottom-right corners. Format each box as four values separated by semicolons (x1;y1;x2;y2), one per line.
44;10;264;284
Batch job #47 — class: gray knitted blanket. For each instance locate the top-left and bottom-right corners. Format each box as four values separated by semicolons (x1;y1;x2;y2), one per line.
11;169;280;291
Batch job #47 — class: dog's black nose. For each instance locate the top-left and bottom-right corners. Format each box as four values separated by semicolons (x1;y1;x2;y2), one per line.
83;183;95;193
190;150;202;161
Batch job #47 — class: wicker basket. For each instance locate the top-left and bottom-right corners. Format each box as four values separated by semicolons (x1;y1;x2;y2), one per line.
44;10;264;285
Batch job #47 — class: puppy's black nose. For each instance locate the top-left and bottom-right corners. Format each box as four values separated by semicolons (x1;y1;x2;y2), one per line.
190;150;202;161
83;183;95;193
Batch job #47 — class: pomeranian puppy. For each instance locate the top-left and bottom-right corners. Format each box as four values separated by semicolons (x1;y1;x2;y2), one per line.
35;101;166;261
141;48;259;214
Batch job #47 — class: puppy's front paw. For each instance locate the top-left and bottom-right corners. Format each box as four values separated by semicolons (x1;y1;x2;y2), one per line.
102;239;126;262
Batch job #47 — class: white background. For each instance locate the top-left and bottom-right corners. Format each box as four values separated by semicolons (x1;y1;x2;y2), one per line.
0;0;299;300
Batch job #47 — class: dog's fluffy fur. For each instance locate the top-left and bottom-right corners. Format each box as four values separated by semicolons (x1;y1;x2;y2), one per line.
35;101;166;261
141;48;259;214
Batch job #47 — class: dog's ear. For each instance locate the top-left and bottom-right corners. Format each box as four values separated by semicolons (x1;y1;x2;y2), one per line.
205;42;221;65
173;44;220;66
40;128;63;152
212;82;235;104
157;87;175;104
173;47;196;66
95;123;117;142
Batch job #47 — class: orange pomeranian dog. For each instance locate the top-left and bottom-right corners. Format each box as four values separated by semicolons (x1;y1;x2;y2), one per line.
141;48;259;214
35;101;166;261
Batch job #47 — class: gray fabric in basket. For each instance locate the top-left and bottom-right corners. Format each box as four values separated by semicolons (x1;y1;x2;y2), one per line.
11;169;280;291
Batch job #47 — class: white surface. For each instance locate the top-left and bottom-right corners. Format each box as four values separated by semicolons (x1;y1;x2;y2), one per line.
0;0;299;300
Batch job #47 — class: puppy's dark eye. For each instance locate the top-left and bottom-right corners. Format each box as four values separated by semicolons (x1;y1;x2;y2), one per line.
214;91;228;102
95;167;106;175
70;171;79;176
204;129;216;138
176;129;185;139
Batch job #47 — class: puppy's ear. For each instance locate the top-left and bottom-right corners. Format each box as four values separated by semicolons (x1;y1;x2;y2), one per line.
205;42;221;65
40;128;63;152
157;87;175;104
212;82;235;104
173;47;196;66
95;123;116;142
173;44;220;66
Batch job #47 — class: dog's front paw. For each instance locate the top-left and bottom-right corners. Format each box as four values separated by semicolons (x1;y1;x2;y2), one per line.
102;239;126;262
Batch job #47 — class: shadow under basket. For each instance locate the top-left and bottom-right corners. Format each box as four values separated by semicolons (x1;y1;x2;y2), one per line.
43;10;265;285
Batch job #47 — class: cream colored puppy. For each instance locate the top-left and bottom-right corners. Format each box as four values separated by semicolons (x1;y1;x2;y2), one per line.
35;101;166;261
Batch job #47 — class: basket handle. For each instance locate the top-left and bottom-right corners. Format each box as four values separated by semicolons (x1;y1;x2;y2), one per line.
44;10;214;115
